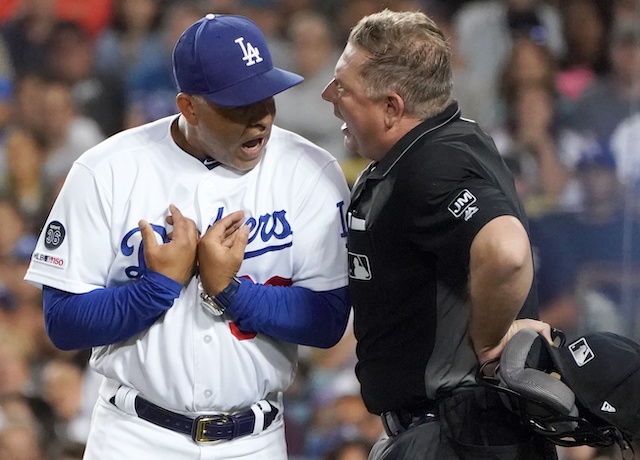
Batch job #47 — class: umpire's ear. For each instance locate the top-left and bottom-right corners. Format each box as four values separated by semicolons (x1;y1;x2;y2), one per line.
176;93;198;125
383;92;405;129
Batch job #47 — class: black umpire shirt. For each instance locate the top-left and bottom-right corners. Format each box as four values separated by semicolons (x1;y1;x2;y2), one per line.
347;101;539;415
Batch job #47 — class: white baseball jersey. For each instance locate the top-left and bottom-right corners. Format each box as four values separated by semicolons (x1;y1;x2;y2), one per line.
25;116;350;414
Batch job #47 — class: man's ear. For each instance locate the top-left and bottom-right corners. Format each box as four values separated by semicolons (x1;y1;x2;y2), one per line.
384;92;405;128
176;93;198;125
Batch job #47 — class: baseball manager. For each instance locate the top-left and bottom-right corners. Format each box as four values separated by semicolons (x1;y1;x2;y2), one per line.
25;14;350;460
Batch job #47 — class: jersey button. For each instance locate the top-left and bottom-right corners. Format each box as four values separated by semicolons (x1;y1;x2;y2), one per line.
204;335;212;343
204;390;212;398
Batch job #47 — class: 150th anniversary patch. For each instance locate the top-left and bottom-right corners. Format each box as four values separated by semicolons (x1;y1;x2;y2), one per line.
44;221;66;250
32;252;66;269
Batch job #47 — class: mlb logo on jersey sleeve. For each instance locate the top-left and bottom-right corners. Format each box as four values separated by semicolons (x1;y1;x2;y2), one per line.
448;189;478;221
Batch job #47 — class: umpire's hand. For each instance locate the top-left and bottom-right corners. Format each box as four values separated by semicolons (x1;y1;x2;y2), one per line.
198;210;249;295
476;318;554;365
139;204;199;285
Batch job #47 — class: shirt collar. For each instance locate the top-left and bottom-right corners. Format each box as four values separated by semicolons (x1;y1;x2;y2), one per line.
369;100;461;179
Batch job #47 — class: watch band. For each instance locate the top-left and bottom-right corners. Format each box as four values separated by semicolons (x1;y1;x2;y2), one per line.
199;277;241;316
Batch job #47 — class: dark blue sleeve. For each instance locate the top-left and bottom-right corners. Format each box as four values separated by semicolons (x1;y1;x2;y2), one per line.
43;271;183;350
223;279;350;348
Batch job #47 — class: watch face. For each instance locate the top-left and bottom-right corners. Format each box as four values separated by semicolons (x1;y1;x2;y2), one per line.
201;298;225;316
198;282;225;316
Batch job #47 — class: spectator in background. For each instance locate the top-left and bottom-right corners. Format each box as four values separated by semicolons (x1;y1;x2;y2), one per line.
566;20;640;142
0;0;21;23
0;327;34;398
124;1;205;129
333;0;380;49
238;0;292;71
54;441;86;460
0;418;46;460
492;83;576;215
324;438;375;460
498;36;558;112
423;1;494;132
41;359;84;434
0;327;57;455
490;36;591;214
41;357;101;446
530;139;640;338
453;0;565;130
0;202;49;370
614;0;640;27
0;77;14;179
277;0;317;35
306;317;359;409
44;21;125;137
306;393;383;459
0;0;112;38
12;71;45;132
1;125;54;233
93;0;164;84
275;11;348;161
605;2;640;189
54;0;113;39
0;0;62;75
556;0;612;107
38;80;104;188
610;111;640;190
0;198;37;261
0;35;13;139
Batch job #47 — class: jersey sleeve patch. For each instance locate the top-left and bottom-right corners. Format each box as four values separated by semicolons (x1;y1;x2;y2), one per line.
44;221;66;250
447;189;479;221
31;251;67;269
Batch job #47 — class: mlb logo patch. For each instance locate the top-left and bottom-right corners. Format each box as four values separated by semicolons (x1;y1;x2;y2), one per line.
348;252;372;280
568;337;595;367
448;189;478;221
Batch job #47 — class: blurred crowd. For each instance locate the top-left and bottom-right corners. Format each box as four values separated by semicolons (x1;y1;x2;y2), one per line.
0;0;639;459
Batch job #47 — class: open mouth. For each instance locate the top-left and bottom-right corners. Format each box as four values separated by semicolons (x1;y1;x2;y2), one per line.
242;137;265;153
341;123;350;137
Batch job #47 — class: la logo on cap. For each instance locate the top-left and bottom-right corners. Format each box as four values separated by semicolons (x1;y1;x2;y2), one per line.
235;37;262;66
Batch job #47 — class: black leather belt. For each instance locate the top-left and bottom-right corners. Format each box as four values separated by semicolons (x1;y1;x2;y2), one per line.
381;403;437;437
109;395;278;443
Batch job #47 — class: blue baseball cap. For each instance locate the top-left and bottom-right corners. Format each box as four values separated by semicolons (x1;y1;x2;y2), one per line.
576;139;617;171
172;14;303;107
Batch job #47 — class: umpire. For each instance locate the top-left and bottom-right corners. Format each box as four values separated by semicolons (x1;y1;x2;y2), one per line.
322;9;557;460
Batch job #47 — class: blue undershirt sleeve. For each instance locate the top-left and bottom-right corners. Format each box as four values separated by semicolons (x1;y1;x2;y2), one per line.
42;271;182;350
222;279;350;348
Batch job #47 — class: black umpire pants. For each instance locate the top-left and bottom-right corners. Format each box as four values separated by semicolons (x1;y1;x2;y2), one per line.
369;386;558;460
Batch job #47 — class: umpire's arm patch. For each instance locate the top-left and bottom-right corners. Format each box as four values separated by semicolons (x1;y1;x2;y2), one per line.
448;189;479;221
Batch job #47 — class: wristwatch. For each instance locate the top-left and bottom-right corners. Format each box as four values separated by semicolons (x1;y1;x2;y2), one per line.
199;277;241;316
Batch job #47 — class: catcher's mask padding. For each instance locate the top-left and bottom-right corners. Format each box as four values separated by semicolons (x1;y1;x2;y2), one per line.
499;328;578;418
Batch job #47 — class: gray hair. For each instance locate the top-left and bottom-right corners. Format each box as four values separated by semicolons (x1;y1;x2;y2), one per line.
348;9;453;119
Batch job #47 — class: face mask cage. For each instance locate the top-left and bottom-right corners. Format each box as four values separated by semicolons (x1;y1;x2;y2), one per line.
477;373;627;449
476;328;635;459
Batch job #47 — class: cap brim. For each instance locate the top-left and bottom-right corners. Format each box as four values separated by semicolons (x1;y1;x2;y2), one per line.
200;67;303;107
